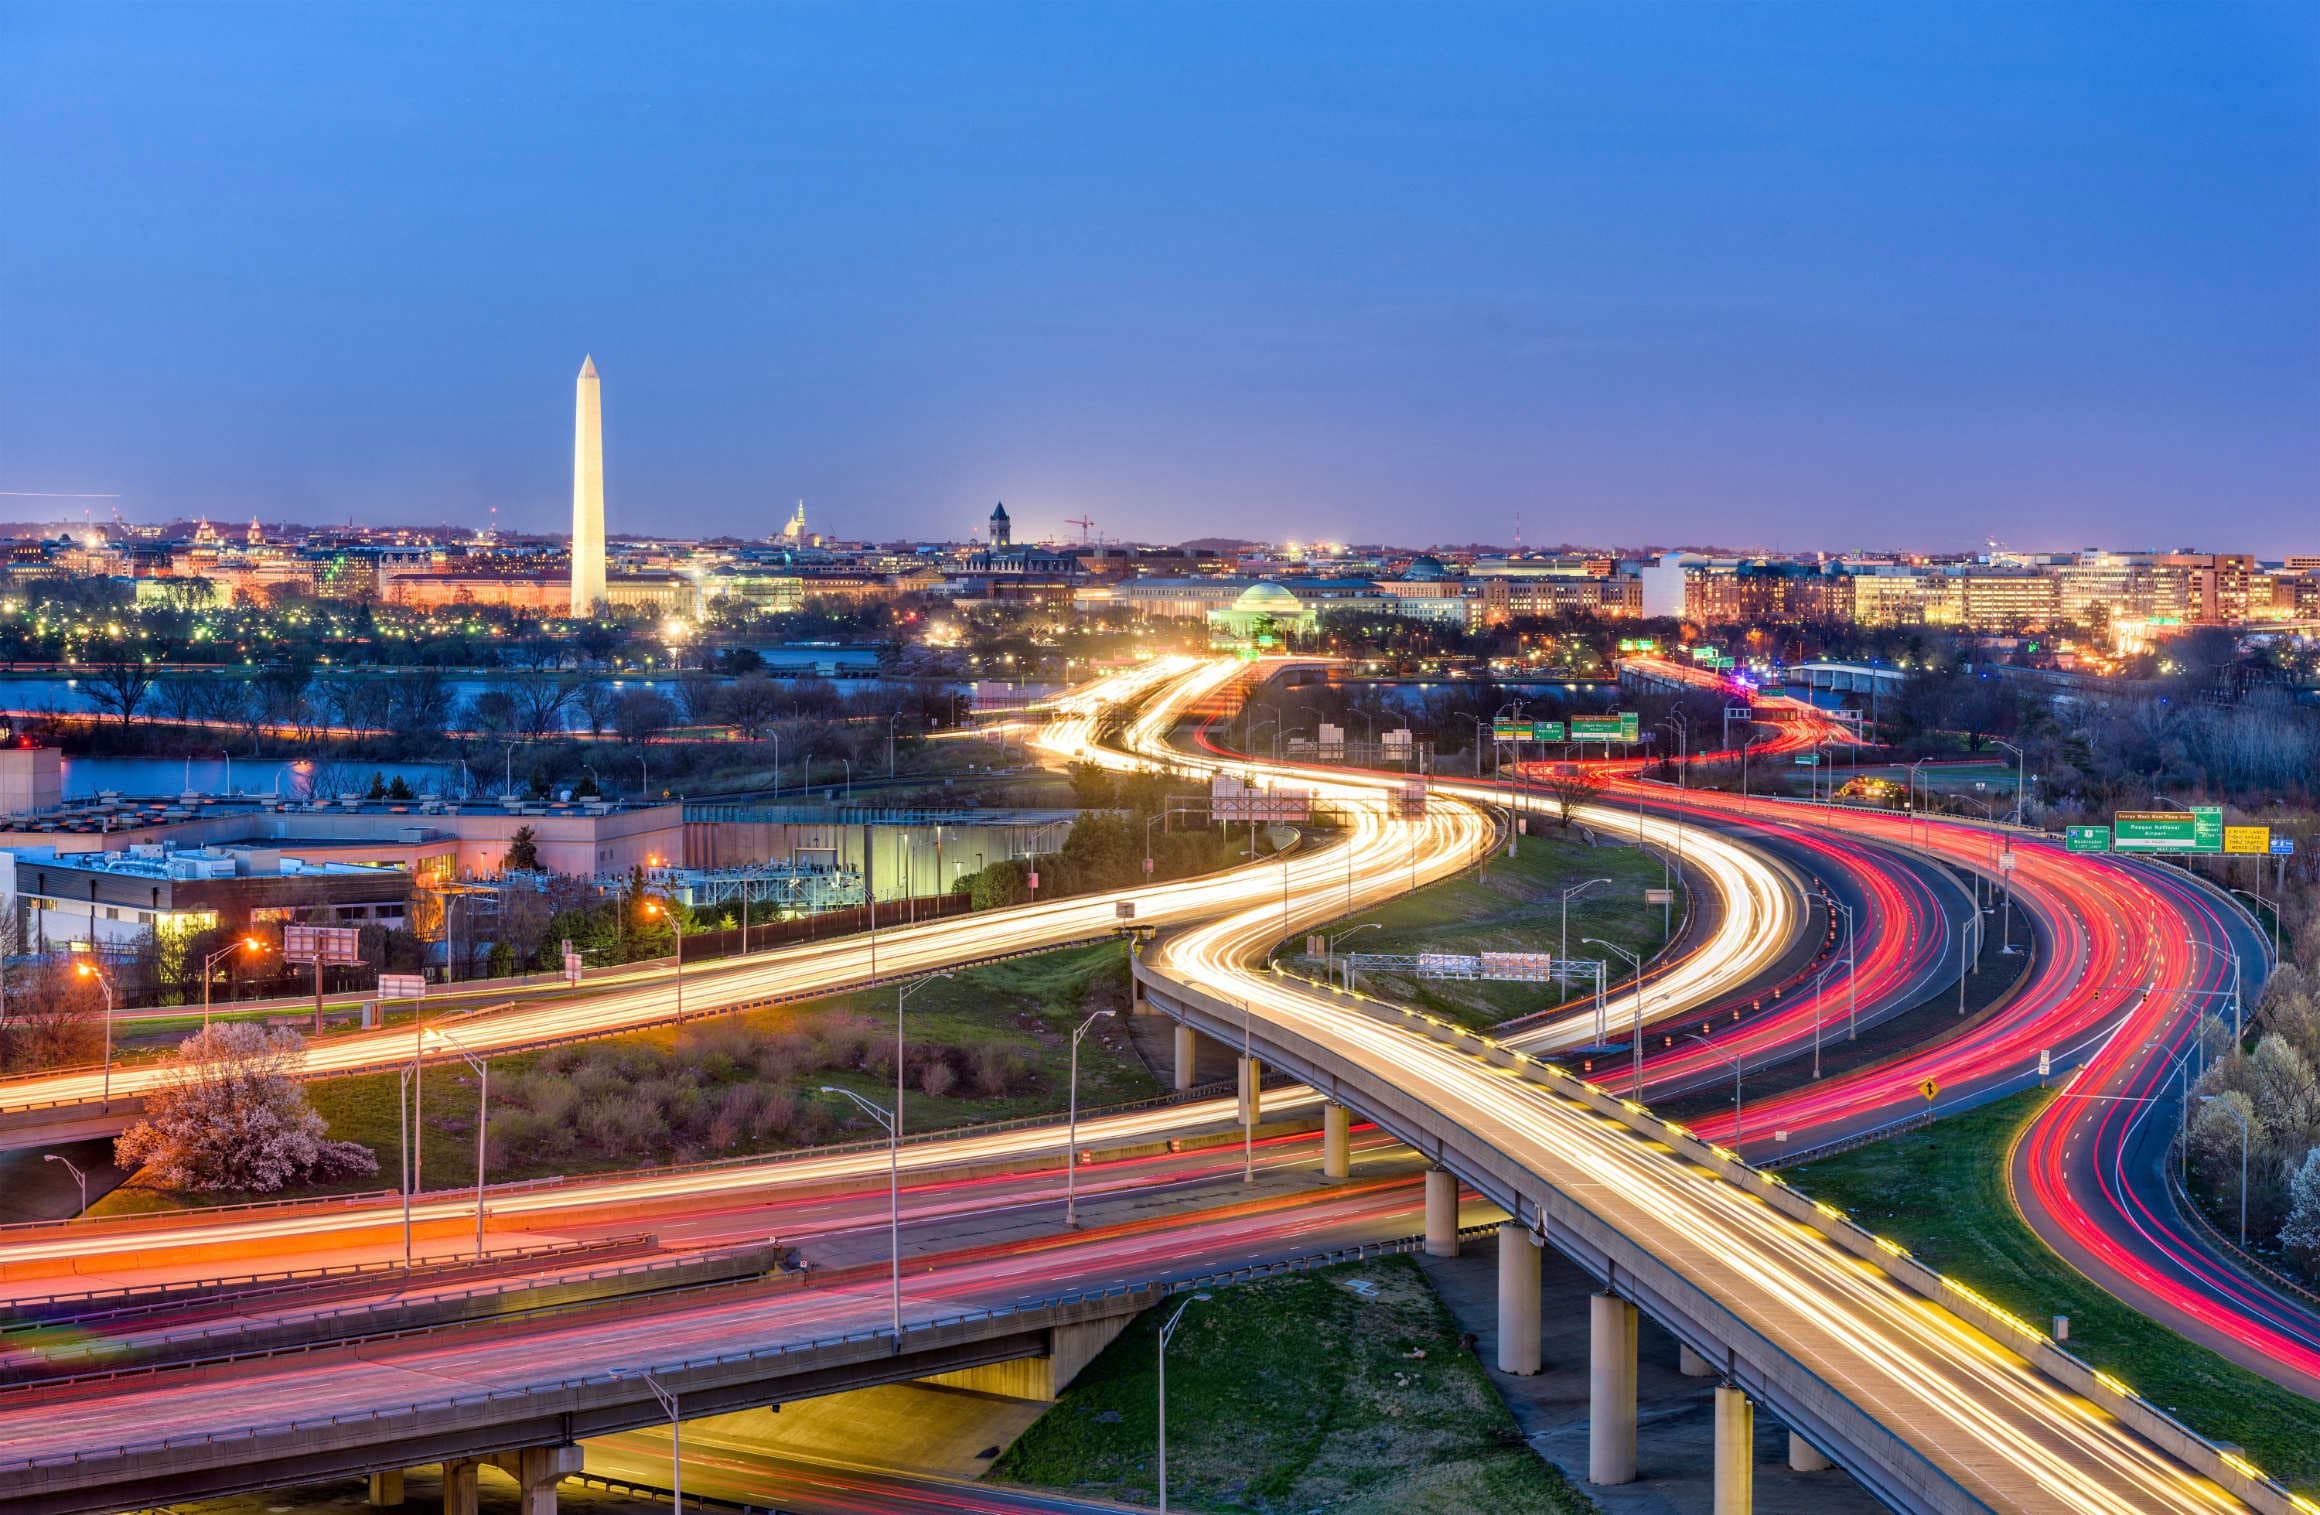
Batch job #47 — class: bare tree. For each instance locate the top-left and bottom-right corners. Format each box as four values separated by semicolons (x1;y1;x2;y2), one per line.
724;675;782;739
82;657;158;727
572;677;618;739
614;687;678;747
494;675;578;741
1539;762;1606;828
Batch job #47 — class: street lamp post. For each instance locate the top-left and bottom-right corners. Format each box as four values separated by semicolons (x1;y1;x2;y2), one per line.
1327;921;1382;985
2199;1095;2251;1248
640;1371;682;1515
422;1024;489;1259
1687;1032;1744;1145
1241;998;1255;1184
892;970;954;1229
1993;739;2025;828
821;1085;902;1342
2231;887;2282;968
201;935;269;1034
1584;938;1646;1094
74;961;115;1106
43;1153;86;1218
1156;1291;1213;1514
1066;1008;1116;1227
1560;878;1613;969
1830;899;1859;1039
396;1065;412;1267
644;898;685;1014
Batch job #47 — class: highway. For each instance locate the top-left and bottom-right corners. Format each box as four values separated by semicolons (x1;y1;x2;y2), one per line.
1597;658;2320;1400
0;1146;1465;1475
1106;658;2270;1513
0;653;2295;1514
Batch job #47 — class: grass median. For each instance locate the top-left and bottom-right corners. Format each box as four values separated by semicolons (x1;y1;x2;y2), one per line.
1787;1090;2320;1492
1320;830;1679;1031
995;1256;1594;1513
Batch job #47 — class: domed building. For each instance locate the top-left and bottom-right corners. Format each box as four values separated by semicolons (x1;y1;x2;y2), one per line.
1207;581;1317;649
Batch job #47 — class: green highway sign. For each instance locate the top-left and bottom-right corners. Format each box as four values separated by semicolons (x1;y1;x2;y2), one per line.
1492;719;1566;742
2111;808;2225;854
2065;825;2111;854
1571;711;1641;743
1794;754;1819;766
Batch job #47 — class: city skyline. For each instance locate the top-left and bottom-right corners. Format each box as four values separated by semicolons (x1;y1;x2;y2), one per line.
4;2;2315;551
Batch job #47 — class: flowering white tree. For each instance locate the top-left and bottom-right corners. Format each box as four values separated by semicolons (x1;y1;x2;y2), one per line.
2282;1149;2320;1264
114;1024;377;1192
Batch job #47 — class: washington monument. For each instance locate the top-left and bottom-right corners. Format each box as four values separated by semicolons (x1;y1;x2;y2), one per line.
570;355;606;615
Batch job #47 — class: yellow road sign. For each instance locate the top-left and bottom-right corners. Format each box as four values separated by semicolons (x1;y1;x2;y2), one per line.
2223;826;2271;855
1919;1078;1940;1102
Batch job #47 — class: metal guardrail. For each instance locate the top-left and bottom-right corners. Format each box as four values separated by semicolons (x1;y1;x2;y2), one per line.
0;1225;1478;1476
566;1471;791;1515
1757;1109;1933;1171
2165;1156;2320;1312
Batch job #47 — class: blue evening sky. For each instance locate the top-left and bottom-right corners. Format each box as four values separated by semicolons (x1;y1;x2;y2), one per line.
2;2;2313;552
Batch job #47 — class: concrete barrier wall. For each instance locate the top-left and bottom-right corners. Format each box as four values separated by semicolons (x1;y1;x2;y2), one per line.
1164;959;2310;1515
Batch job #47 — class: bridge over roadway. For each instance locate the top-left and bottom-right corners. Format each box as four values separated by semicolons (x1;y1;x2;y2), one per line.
1134;954;2296;1515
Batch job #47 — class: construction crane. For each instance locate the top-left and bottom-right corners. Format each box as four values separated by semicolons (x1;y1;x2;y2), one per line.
1065;515;1095;544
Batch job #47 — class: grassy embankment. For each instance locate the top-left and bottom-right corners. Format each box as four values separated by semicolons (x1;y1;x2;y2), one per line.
1789;1090;2320;1491
96;942;1152;1212
1317;830;1679;1031
995;1257;1594;1514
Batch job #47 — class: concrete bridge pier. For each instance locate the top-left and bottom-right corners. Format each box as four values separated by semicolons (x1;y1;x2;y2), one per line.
1495;1224;1542;1375
1787;1431;1832;1472
1423;1169;1459;1257
1321;1101;1350;1180
1715;1384;1755;1515
1588;1292;1638;1485
440;1446;584;1515
1237;1056;1263;1125
366;1469;404;1507
1173;1022;1198;1090
440;1460;479;1515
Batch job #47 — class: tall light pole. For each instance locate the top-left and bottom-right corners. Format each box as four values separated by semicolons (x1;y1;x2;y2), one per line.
1992;739;2025;828
43;1153;85;1218
821;1085;902;1342
1560;878;1613;968
893;970;953;1221
1687;1032;1744;1146
1584;938;1646;1094
396;1065;413;1267
74;961;115;1106
643;898;685;1013
1157;1290;1213;1514
1328;921;1381;984
201;935;269;1034
1830;899;1859;1039
641;1371;682;1515
422;1024;489;1259
1065;1008;1116;1227
2231;888;2282;969
1235;995;1266;1184
2199;1095;2250;1248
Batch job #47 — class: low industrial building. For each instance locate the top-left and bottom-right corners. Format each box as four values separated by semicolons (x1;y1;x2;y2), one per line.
10;843;411;955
